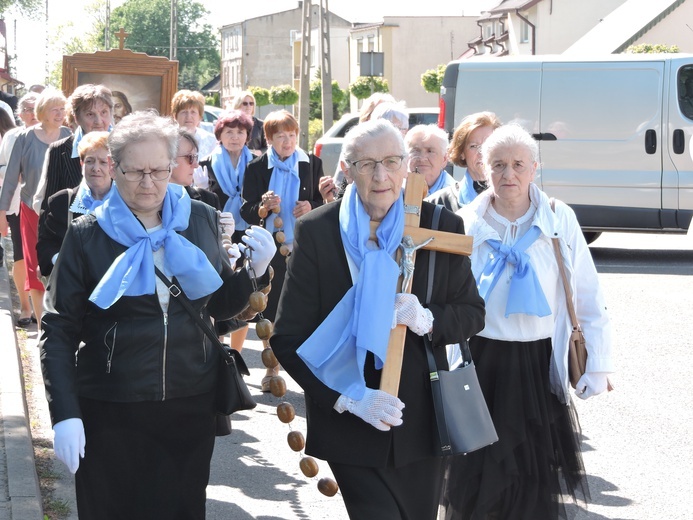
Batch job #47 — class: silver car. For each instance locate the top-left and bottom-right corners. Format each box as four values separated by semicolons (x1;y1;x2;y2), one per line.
313;107;440;176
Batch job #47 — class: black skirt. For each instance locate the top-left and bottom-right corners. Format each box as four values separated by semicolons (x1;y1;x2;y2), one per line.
441;337;589;520
75;392;216;520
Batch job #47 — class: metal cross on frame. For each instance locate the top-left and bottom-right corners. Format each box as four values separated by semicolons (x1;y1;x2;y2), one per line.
369;171;474;397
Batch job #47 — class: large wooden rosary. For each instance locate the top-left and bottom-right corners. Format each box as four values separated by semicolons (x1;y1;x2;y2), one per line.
241;200;340;497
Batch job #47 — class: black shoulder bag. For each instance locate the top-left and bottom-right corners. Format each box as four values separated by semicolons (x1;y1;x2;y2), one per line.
423;205;498;456
154;267;257;416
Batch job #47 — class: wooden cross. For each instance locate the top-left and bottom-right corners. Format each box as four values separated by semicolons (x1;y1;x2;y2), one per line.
115;28;130;50
370;171;473;397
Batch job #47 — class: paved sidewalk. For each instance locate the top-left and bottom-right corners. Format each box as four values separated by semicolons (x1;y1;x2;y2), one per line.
0;262;43;519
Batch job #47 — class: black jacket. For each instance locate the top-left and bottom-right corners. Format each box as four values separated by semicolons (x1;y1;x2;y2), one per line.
36;187;79;277
40;200;264;425
239;151;325;321
271;200;485;468
40;136;81;212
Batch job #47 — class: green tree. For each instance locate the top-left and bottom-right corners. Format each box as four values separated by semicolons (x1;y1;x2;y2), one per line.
349;76;389;100
309;79;347;120
0;0;42;17
626;43;679;53
421;64;446;94
249;86;270;107
110;0;220;89
269;84;299;107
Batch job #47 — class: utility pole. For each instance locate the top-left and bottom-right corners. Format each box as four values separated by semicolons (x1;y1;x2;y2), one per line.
319;0;333;131
44;0;48;84
169;0;177;60
105;0;110;49
297;0;312;151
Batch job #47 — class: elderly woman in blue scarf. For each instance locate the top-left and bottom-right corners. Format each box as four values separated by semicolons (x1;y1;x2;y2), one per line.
240;109;324;387
271;119;485;520
427;111;501;213
442;124;613;520
201;110;254;245
37;131;113;278
39;111;276;520
405;123;455;197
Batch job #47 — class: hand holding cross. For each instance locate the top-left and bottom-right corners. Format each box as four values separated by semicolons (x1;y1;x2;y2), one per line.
369;171;473;396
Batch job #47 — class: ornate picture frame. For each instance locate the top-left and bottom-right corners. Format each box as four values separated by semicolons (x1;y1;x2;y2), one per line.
62;46;178;116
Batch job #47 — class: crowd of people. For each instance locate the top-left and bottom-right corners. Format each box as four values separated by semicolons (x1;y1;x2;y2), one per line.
0;85;614;520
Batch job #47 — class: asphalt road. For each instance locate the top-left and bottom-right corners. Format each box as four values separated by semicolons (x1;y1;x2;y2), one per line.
25;231;693;519
206;231;693;520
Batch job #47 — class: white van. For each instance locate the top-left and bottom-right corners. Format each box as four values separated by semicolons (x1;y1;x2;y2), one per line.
439;54;693;240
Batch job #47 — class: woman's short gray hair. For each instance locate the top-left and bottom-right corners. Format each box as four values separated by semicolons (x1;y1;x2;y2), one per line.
480;124;539;173
404;124;449;155
108;111;179;166
16;92;39;117
370;102;408;130
341;118;406;164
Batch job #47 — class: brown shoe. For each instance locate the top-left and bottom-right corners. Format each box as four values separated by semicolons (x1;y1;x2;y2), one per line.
261;365;280;392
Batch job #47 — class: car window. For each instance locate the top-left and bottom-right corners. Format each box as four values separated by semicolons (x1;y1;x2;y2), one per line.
337;117;359;137
408;113;439;127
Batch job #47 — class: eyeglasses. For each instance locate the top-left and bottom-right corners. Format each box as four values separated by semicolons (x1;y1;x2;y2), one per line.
116;164;172;182
20;107;35;114
177;153;199;165
346;155;404;175
489;161;529;175
241;101;255;107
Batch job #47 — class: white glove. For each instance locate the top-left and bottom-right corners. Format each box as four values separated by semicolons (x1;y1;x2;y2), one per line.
241;225;277;276
193;165;209;189
219;211;235;237
53;418;85;474
575;372;610;400
334;388;405;431
226;242;241;263
392;293;434;336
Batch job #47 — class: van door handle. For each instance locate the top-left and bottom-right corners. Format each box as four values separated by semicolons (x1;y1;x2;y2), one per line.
531;133;557;141
645;129;657;154
673;129;685;154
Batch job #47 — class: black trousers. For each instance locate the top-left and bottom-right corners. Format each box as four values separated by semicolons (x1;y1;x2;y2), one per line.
329;455;445;520
75;392;216;520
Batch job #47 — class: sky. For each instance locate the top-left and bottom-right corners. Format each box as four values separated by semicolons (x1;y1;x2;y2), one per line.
5;0;498;87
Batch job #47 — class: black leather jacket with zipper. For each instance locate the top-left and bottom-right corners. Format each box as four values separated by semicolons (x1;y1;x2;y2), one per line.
40;200;261;425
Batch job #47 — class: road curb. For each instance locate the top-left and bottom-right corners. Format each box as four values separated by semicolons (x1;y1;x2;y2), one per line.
0;263;43;519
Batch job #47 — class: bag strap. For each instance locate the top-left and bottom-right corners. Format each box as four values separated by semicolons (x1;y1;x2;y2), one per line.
154;267;249;375
549;198;580;333
422;205;455;455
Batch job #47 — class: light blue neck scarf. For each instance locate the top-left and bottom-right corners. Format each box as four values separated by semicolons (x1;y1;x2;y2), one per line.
70;127;85;159
210;144;252;231
68;179;113;215
476;225;551;317
458;169;479;206
297;184;405;400
266;147;301;244
89;184;223;309
428;170;453;196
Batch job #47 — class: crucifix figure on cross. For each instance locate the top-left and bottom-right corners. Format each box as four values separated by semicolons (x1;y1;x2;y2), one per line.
370;170;474;397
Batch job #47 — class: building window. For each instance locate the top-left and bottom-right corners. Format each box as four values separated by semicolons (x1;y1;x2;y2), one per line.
520;20;530;43
368;36;375;52
484;23;492;39
356;39;363;64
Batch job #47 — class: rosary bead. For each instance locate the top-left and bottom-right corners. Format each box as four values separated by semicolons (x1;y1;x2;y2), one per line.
277;402;295;423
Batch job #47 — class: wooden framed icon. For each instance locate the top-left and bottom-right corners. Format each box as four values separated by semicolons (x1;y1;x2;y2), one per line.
62;42;178;116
